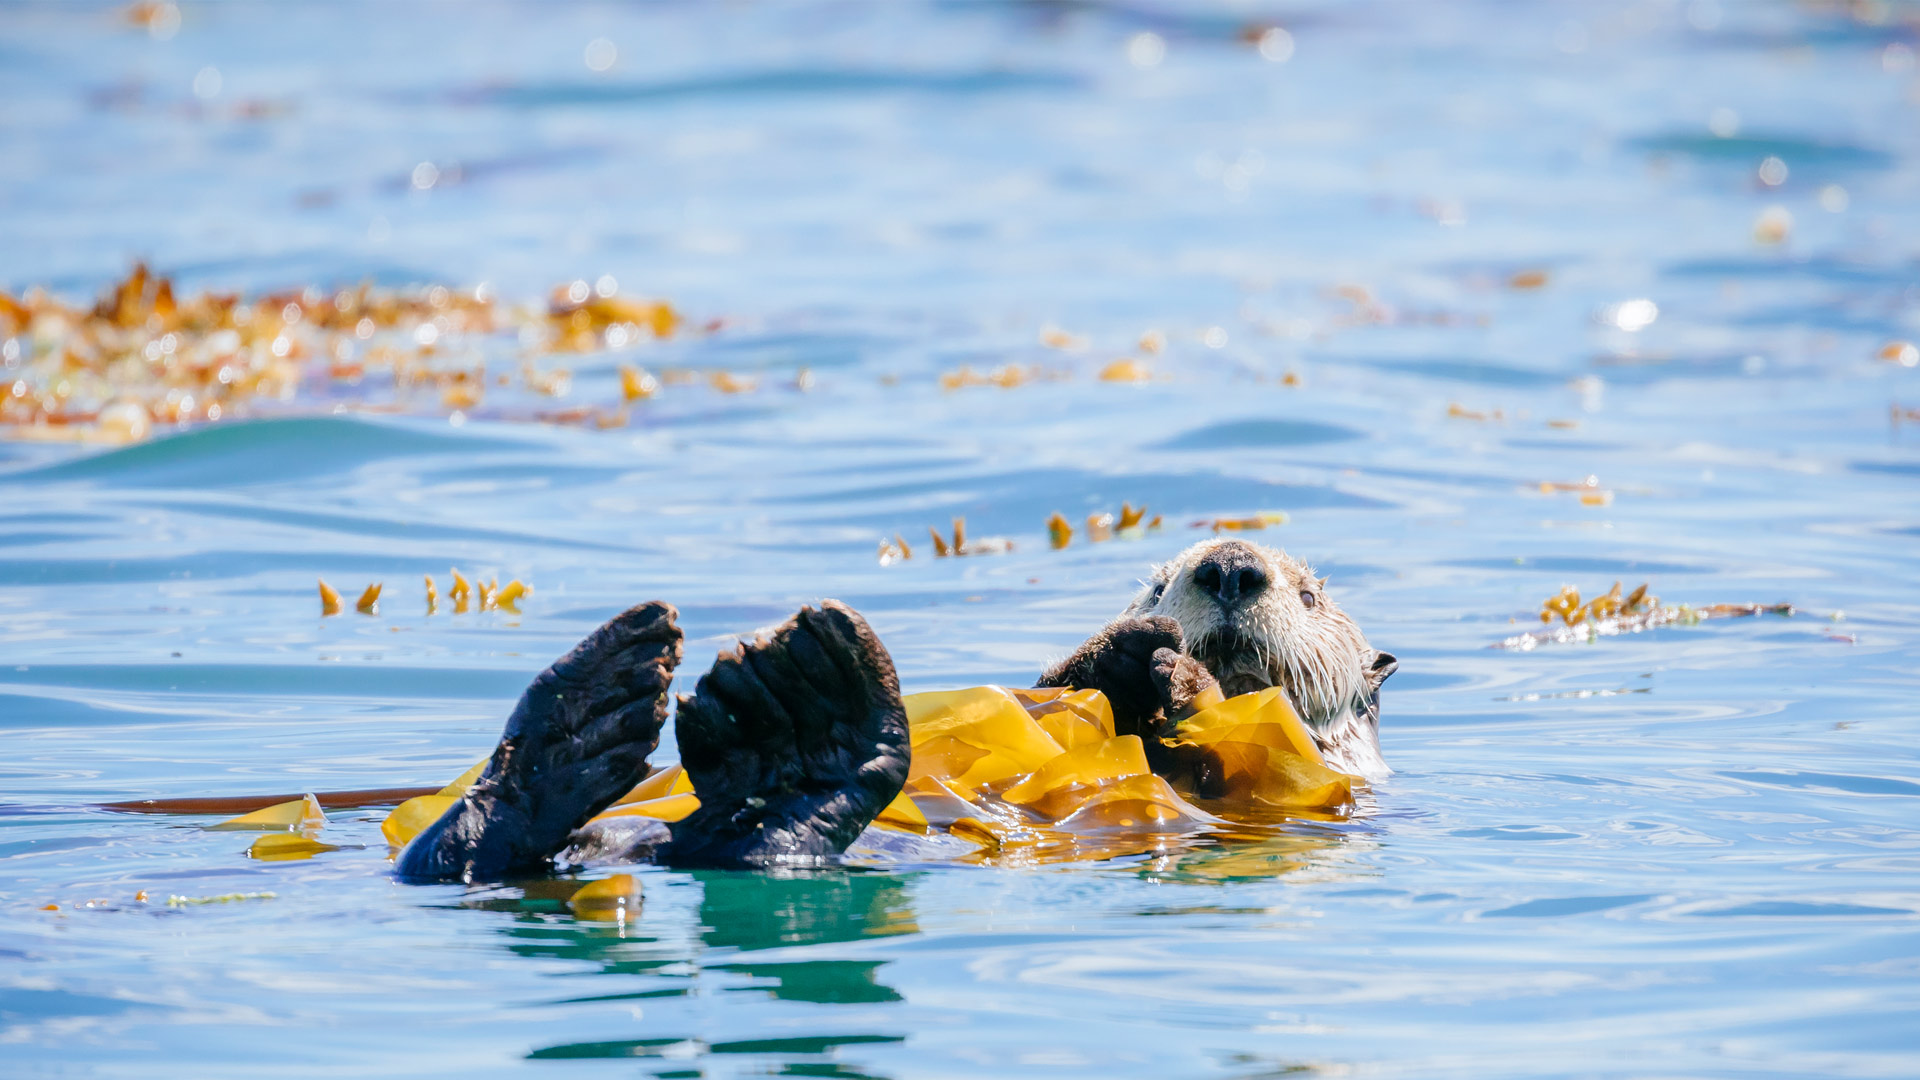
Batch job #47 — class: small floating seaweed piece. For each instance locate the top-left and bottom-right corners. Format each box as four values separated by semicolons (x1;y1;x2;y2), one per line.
1448;403;1503;421
939;364;1039;391
208;793;326;832
449;568;472;613
1086;512;1115;542
709;371;758;394
1509;269;1550;289
318;579;343;616
478;578;499;611
878;536;910;565
1138;329;1166;354
1039;325;1089;351
517;362;571;398
1502;582;1790;649
1192;511;1288;533
620;365;659;400
1099;359;1152;383
988;364;1031;388
425;574;438;614
1880;341;1918;367
938;366;978;391
1118;502;1147;530
495;579;528;612
247;835;339;861
1047;512;1073;549
355;583;381;615
1541;580;1657;626
919;516;1010;558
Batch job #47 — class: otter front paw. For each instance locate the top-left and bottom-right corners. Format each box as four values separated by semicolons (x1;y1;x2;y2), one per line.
1151;647;1219;721
1035;615;1185;738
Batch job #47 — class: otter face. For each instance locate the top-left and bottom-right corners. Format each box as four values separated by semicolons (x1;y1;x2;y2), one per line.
1122;538;1392;738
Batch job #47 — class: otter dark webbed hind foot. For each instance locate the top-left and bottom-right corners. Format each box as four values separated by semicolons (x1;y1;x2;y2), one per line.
662;600;909;868
394;601;683;882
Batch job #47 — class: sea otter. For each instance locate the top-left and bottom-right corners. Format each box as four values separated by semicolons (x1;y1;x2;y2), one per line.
1037;538;1397;779
395;539;1393;882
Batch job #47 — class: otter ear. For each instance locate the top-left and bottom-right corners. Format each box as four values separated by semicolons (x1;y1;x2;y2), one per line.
1365;651;1397;692
1317;575;1328;588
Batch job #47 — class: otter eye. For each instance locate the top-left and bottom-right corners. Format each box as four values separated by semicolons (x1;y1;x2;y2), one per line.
1299;589;1317;609
1148;581;1166;604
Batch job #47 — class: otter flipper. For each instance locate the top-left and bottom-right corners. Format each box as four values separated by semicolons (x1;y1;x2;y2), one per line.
662;601;909;868
1036;615;1216;738
394;601;683;882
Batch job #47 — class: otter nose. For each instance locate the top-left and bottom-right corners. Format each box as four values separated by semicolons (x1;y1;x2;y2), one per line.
1191;543;1270;608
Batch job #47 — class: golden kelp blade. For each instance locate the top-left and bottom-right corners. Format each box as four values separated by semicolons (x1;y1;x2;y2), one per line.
208;793;327;832
1011;686;1115;749
1174;686;1323;762
1162;688;1354;809
1056;774;1220;832
902;686;1066;792
873;790;930;833
1002;735;1151;820
1048;513;1073;549
318;579;343;616
355;583;381;615
900;776;985;827
612;763;692;806
381;794;456;847
568;874;642;920
437;758;488;796
248;835;339;861
495;580;528;612
591;793;699;822
1180;683;1227;718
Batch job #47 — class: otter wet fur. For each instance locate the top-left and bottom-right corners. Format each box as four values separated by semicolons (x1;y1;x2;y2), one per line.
1040;538;1397;779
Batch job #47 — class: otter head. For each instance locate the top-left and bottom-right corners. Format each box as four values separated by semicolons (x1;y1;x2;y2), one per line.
1121;538;1397;774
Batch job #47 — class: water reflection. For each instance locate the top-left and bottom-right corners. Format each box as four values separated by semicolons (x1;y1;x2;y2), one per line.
479;870;918;1069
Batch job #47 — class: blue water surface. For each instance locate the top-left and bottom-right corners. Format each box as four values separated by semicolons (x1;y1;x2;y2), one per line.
3;1;1919;1077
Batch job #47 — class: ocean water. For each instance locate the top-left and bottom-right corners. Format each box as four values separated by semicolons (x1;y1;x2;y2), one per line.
4;1;1920;1076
